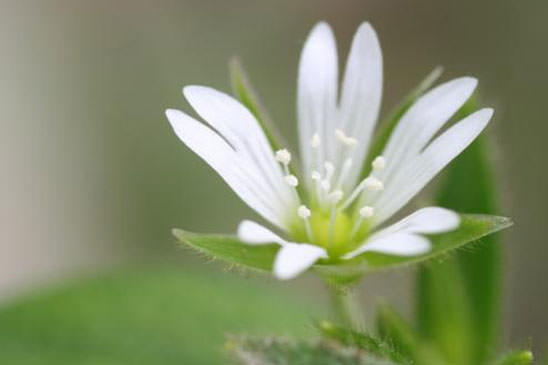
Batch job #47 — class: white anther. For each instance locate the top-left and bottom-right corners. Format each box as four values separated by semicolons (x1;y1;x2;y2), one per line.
359;206;374;218
311;171;321;180
328;189;344;204
344;137;357;147
320;179;331;191
364;177;384;191
297;205;311;219
310;133;321;148
284;175;299;187
336;129;357;148
275;149;291;165
372;156;386;171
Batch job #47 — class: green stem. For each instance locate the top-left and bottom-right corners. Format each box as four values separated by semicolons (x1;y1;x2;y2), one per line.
326;283;365;331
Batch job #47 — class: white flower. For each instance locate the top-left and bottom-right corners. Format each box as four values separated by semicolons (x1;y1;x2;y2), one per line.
166;21;493;280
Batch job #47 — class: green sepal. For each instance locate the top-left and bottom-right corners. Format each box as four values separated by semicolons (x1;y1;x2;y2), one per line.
173;214;510;281
229;57;286;152
361;66;443;179
172;229;277;272
314;214;511;285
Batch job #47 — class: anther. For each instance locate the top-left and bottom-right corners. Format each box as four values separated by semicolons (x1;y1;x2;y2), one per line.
324;161;335;176
372;156;386;171
335;129;357;148
364;177;384;191
284;175;299;187
310;133;321;148
275;149;291;165
297;205;311;219
328;189;344;205
359;206;374;218
311;171;321;180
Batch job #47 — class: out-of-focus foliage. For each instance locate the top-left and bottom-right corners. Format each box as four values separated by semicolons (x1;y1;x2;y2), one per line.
0;266;321;364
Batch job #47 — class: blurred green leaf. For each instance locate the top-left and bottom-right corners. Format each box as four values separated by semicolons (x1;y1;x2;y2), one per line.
314;214;511;285
0;266;321;364
376;303;446;365
227;335;398;365
417;98;503;365
361;67;443;178
495;349;534;365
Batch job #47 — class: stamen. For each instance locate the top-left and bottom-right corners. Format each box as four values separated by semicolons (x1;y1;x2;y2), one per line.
275;149;291;165
364;177;384;191
297;205;311;218
359;206;374;218
351;206;374;238
297;205;314;242
284;175;299;187
339;177;384;210
335;129;357;148
310;133;321;148
320;179;331;191
372;156;386;171
311;171;321;181
328;189;344;205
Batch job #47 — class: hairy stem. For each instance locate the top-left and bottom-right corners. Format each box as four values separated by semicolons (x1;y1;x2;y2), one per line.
326;283;365;331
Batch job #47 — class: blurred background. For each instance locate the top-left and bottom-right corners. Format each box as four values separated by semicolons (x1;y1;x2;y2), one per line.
1;0;546;363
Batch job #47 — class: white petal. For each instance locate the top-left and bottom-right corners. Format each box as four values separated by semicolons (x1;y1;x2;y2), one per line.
274;243;327;280
298;22;338;182
371;207;460;239
344;232;430;259
183;86;297;217
237;220;286;245
166;109;285;228
338;22;383;189
372;108;493;224
378;77;477;183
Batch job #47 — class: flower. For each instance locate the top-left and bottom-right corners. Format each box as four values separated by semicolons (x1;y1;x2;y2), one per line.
166;21;493;280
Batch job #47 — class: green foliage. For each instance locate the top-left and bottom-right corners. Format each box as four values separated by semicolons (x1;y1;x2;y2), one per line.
495;350;534;365
417;98;503;365
227;335;398;365
361;66;443;178
174;215;510;282
0;266;320;364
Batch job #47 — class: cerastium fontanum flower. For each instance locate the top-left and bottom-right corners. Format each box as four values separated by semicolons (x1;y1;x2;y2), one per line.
165;22;508;284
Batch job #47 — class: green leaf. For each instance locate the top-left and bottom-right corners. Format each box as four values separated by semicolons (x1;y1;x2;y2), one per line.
174;214;510;282
417;97;503;365
172;229;277;272
376;303;446;365
317;321;409;363
495;350;534;365
314;214;511;285
226;335;399;365
361;67;443;179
